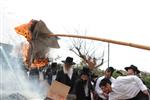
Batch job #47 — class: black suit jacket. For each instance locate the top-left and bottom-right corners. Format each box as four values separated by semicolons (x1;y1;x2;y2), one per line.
55;68;78;94
75;79;92;100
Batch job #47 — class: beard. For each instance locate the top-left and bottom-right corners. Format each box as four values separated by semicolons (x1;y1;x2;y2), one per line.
81;80;87;85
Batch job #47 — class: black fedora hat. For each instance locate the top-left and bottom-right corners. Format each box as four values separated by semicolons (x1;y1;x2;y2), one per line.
91;73;98;78
62;57;76;65
106;67;115;73
51;62;57;68
125;65;140;74
80;67;90;76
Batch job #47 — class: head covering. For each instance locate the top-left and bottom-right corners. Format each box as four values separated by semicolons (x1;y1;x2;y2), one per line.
51;62;57;68
80;67;90;76
62;56;76;65
106;67;115;74
125;65;140;74
91;73;98;78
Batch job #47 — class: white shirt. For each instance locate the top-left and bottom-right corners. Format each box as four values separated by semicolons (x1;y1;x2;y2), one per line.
63;66;73;79
95;76;115;99
52;75;56;81
109;75;147;100
39;71;44;81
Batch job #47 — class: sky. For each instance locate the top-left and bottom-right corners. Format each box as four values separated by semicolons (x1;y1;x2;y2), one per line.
0;0;150;72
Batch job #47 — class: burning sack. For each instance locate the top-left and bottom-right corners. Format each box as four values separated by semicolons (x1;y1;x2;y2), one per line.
15;19;60;68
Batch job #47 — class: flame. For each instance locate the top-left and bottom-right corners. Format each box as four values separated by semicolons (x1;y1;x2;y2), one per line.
31;58;49;68
15;22;32;40
22;43;48;68
16;20;54;69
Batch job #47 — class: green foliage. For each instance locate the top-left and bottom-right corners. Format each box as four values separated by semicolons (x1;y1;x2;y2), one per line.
92;69;104;77
112;71;121;78
141;75;150;89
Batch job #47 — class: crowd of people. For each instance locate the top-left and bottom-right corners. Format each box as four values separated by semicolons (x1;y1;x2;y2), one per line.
26;56;150;100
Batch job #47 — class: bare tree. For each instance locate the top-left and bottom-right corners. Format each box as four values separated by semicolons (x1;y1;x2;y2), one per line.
68;30;104;70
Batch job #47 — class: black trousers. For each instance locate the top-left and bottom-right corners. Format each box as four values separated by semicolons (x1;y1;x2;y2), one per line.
127;91;149;100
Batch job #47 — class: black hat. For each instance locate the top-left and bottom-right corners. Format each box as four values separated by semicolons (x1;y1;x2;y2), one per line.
62;57;76;65
51;62;57;68
80;67;90;76
125;65;140;74
91;73;98;78
106;67;115;73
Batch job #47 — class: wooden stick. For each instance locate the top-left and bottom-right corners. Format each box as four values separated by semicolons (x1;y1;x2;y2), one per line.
49;34;150;51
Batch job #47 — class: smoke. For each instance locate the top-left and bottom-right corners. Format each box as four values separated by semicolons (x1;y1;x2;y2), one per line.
0;43;49;100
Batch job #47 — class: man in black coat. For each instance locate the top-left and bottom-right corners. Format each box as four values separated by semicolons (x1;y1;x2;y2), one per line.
55;56;78;95
45;62;58;85
75;67;93;100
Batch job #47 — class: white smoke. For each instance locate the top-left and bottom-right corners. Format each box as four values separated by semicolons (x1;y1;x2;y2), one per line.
0;44;49;100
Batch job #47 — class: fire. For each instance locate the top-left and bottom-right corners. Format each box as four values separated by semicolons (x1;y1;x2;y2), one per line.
15;22;32;40
22;43;49;69
15;20;60;69
31;58;49;68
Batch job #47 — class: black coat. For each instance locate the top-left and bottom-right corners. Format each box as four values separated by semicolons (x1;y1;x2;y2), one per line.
55;69;78;94
75;79;92;100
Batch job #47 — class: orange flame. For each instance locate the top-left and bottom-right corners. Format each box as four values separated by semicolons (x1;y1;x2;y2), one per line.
22;43;48;68
31;58;49;68
16;20;51;69
15;22;32;40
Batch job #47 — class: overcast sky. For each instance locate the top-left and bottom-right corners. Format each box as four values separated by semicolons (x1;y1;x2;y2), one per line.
1;0;150;72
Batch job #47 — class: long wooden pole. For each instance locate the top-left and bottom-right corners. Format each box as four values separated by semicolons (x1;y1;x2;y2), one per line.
49;34;150;51
108;43;110;67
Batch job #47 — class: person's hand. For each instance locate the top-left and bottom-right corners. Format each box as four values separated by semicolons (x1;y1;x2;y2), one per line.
142;90;149;95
